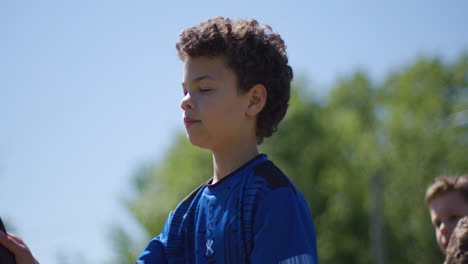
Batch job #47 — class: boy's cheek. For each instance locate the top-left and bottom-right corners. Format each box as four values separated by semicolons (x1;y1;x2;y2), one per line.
437;231;444;244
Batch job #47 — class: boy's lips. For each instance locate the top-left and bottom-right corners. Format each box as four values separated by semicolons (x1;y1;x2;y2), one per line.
184;117;201;127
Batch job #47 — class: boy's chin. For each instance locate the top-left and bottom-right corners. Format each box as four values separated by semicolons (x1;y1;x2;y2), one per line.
186;134;212;150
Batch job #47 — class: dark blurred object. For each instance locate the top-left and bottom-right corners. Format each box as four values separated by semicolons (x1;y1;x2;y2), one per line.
0;217;16;264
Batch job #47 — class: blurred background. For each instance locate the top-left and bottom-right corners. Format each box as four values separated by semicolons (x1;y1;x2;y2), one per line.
1;0;467;263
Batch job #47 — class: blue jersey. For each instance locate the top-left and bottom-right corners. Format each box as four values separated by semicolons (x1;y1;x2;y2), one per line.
136;154;318;264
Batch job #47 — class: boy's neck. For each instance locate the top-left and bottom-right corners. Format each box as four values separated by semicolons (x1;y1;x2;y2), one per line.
211;139;259;184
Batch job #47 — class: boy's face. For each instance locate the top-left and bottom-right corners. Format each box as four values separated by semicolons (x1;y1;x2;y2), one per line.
181;56;251;151
429;190;468;254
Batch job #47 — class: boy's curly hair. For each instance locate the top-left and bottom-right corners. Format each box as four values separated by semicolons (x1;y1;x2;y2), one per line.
176;17;293;144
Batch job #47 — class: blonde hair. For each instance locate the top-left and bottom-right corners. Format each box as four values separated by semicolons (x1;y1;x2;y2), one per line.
425;175;468;204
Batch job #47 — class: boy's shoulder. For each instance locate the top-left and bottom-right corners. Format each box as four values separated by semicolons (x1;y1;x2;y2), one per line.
251;159;295;192
249;160;297;196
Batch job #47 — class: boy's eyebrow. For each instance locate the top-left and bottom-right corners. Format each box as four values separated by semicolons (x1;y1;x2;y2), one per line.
193;74;216;82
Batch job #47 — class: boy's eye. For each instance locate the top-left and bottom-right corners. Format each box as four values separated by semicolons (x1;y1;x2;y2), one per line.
199;88;212;92
435;220;441;228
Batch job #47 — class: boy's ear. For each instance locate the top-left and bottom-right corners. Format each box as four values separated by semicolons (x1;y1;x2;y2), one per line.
246;84;267;117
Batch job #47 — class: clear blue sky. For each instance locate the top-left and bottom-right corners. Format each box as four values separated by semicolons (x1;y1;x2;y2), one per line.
1;0;467;263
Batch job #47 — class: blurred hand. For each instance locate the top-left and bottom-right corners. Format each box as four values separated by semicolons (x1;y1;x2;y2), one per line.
0;230;39;264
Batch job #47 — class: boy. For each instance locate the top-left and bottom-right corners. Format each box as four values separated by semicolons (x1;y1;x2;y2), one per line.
136;17;318;264
426;175;468;254
444;216;468;264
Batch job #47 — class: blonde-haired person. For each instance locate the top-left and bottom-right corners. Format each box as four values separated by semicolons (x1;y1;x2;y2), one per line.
426;175;468;254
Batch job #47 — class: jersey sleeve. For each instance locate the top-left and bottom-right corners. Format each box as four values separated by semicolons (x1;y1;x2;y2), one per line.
250;188;318;264
135;211;174;264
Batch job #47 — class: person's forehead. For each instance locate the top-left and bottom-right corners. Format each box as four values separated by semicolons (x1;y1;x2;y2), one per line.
183;57;230;81
430;191;468;216
184;56;226;70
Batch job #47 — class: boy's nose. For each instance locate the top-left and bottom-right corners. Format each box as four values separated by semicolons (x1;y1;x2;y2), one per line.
181;94;194;110
440;222;450;235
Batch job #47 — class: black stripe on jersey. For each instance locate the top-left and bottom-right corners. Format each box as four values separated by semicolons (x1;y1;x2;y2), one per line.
253;161;294;190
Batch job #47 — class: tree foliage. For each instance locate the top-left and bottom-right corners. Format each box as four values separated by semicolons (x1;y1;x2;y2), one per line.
113;53;468;264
